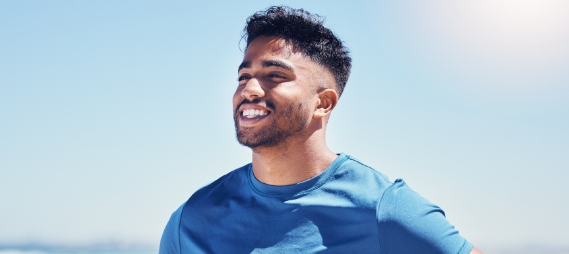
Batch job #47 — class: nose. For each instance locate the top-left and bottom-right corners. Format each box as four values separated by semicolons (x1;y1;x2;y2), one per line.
241;78;265;100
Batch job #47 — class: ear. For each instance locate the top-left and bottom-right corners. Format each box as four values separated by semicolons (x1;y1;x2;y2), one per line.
313;89;339;119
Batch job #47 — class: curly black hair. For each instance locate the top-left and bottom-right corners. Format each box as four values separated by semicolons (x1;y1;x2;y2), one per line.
243;6;352;97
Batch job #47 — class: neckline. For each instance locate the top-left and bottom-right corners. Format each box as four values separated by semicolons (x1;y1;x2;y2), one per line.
248;153;348;198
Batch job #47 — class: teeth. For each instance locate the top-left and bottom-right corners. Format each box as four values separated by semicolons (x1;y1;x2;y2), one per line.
242;109;268;118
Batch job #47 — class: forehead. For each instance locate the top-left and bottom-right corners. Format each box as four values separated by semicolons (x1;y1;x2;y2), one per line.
242;36;309;66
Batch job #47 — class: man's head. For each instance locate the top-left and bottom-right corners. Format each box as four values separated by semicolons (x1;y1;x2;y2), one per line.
243;6;351;96
234;6;351;149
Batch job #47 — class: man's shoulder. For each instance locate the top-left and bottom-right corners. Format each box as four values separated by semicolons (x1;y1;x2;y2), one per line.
336;154;393;186
310;154;395;207
184;163;252;205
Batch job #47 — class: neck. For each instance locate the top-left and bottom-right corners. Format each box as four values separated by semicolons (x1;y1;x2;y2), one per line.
250;128;337;186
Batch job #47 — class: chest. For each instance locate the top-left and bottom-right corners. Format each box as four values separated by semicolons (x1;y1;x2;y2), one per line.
180;194;380;253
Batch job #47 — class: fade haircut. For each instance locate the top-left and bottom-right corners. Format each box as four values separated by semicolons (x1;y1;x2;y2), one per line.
243;6;352;97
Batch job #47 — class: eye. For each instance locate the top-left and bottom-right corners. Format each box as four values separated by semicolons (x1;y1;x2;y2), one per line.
237;75;251;82
268;73;286;79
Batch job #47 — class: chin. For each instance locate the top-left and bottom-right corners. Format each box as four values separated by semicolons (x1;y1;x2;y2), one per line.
236;132;282;149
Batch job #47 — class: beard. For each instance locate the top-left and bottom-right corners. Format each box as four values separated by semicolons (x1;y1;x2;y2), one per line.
234;99;310;149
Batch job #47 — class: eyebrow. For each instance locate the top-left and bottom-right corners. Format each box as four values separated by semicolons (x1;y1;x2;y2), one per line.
238;62;251;72
238;60;294;72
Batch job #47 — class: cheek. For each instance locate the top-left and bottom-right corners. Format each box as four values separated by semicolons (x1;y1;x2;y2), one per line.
297;91;319;109
233;89;243;109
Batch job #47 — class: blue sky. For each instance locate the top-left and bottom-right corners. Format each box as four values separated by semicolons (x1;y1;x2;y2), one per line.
1;1;568;252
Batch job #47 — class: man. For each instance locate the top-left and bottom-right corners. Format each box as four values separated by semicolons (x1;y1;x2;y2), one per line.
160;6;482;254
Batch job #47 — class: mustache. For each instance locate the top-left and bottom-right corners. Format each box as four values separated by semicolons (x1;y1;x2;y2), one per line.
236;98;276;112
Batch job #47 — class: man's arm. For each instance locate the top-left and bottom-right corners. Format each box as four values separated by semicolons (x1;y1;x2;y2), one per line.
377;180;475;253
159;203;185;254
471;247;484;254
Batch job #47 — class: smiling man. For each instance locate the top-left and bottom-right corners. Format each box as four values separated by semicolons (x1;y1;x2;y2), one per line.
160;6;481;254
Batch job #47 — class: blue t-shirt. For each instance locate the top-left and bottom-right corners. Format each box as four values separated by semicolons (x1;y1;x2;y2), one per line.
160;154;473;253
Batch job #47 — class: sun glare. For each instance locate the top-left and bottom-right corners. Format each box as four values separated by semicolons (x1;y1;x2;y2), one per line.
423;0;569;101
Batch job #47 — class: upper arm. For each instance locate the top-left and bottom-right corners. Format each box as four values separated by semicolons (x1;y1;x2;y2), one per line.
377;180;473;254
470;247;484;254
159;203;185;254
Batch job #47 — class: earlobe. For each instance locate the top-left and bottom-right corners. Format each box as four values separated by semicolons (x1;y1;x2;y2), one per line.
314;89;338;119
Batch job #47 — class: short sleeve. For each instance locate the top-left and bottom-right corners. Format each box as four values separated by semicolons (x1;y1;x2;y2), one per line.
376;180;472;254
159;203;185;254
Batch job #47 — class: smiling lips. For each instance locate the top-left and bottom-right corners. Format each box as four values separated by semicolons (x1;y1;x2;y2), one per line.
239;105;271;123
243;109;268;118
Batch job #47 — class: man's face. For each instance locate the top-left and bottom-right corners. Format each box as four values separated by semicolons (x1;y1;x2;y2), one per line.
233;36;325;148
